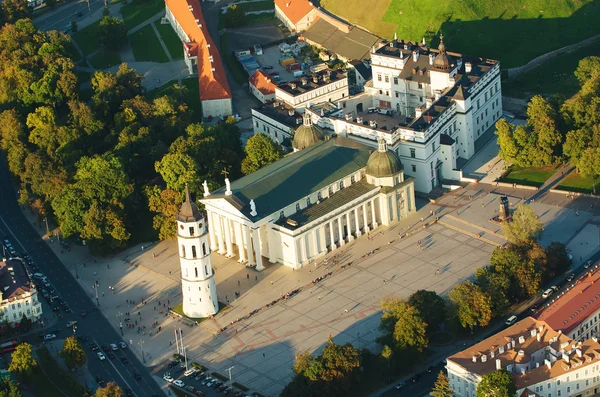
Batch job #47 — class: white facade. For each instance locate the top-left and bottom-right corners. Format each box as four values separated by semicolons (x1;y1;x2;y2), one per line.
201;98;233;119
177;191;218;318
274;3;317;32
249;84;276;104
275;72;349;110
252;106;300;144
0;258;42;326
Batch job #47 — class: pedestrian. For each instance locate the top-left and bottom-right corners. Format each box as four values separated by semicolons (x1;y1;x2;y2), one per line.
270;281;273;286
102;292;105;297
263;353;265;358
247;273;249;280
344;309;348;314
153;253;156;258
255;276;258;281
238;280;240;286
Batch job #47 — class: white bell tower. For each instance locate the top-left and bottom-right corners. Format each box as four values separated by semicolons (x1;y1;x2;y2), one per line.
177;185;218;318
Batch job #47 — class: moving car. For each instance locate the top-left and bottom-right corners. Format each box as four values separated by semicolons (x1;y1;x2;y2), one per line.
394;381;406;389
44;334;56;341
411;374;422;383
133;372;142;380
66;321;77;328
121;356;129;364
163;374;174;382
173;380;185;387
110;343;118;351
97;352;106;361
505;315;518;326
119;341;127;349
567;273;576;282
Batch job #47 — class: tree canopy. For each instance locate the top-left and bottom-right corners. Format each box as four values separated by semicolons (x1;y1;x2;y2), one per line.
380;297;429;352
241;133;282;175
501;204;543;246
8;343;36;380
407;290;445;333
449;281;493;329
95;382;122;397
99;16;128;52
431;371;453;397
476;370;516;397
59;336;87;369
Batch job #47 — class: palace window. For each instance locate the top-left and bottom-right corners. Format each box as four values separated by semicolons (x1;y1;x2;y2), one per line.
279;211;285;219
317;192;322;200
307;197;311;206
202;243;207;256
377;74;382;82
296;203;301;211
411;165;416;172
195;268;198;277
410;148;416;158
192;245;197;259
393;77;398;85
418;83;423;89
189;227;195;236
384;75;389;83
351;175;355;183
181;245;186;257
339;180;344;190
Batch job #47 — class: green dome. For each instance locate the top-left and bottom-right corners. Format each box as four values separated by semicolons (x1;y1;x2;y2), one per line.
293;113;325;150
366;150;403;177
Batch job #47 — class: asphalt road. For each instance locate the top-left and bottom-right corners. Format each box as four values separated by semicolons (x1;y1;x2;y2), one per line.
33;0;107;33
0;158;164;396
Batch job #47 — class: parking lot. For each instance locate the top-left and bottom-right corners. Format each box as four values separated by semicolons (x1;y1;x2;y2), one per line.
161;359;244;397
226;22;285;51
253;45;298;83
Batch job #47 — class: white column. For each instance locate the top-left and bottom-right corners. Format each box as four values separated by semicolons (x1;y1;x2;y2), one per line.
253;228;264;271
235;222;246;262
329;221;337;250
319;226;327;254
267;226;277;263
207;210;217;251
224;217;234;257
298;236;306;265
371;199;378;228
296;237;303;264
245;225;254;265
337;217;345;246
215;214;226;255
311;230;318;258
362;204;370;233
354;208;361;237
346;212;354;241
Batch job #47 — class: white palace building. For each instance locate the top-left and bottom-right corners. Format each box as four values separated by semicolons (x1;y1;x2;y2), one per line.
201;113;416;270
252;36;502;193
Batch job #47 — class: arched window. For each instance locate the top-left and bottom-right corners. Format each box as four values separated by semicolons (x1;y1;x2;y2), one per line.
205;265;208;275
181;245;186;257
202;243;207;256
192;245;197;258
296;203;301;212
194;267;198;277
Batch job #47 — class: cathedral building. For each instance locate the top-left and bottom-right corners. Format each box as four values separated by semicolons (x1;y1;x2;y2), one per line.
200;113;416;270
177;186;218;318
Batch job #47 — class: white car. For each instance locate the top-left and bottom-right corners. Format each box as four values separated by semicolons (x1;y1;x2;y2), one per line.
184;368;195;377
119;341;127;349
173;380;185;387
542;288;554;299
44;334;56;341
163;374;174;383
97;352;106;360
110;343;118;351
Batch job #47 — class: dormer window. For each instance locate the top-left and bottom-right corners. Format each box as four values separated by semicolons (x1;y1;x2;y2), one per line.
279;211;285;219
317;192;322;200
339;181;344;190
306;197;311;206
296;203;300;212
328;186;333;196
351;175;355;184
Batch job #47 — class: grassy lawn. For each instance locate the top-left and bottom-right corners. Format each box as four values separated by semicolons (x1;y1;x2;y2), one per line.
129;24;169;62
154;22;184;60
245;12;275;25
321;0;600;68
121;0;165;29
29;368;66;397
220;33;249;84
499;165;558;187
89;50;122;69
503;40;600;99
556;172;597;194
72;20;102;56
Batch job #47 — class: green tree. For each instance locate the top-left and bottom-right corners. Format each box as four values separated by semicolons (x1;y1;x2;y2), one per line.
0;0;31;24
449;281;492;329
575;56;600;86
59;336;87;370
145;186;183;240
526;95;563;164
241;133;282;175
224;5;245;27
95;382;122;397
475;266;511;316
318;336;359;394
99;16;127;51
380;298;428;352
476;370;516;397
91;65;145;120
380;345;393;374
407;290;445;333
501;204;543;246
8;343;36;381
494;119;520;165
0;377;23;397
431;370;453;397
578;147;600;193
155;152;202;192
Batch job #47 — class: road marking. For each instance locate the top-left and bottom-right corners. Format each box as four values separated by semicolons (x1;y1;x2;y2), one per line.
93;339;139;394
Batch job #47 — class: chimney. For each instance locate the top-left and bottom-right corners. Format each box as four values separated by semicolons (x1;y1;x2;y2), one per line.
296;117;302;125
499;346;505;354
415;106;423;118
518;350;525;357
286;1;290;6
356;116;363;123
576;348;582;358
313;76;318;83
465;62;472;73
490;351;495;358
511;340;516;349
472;355;477;363
481;354;487;363
434;90;441;100
593;336;598;343
288;109;294;116
301;78;308;85
537;333;541;342
425;97;432;108
496;358;501;370
290;83;297;90
518;335;525;344
429;53;435;65
562;352;570;363
369;119;377;128
345;113;353;121
545;359;551;369
412;50;419;62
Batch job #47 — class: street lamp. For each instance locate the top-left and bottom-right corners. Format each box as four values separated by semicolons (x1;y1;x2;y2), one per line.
226;366;234;389
117;312;123;336
44;217;49;236
72;324;77;336
93;284;99;307
139;340;145;363
183;345;189;371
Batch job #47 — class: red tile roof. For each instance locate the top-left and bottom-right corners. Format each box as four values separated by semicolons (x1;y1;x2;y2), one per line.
274;0;315;24
165;0;231;101
536;269;600;334
249;70;276;95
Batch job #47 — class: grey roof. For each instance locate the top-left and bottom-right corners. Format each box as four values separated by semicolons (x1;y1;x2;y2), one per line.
440;134;455;145
349;60;372;81
303;18;378;60
366;150;403;177
277;179;378;229
253;103;302;129
202;137;372;220
178;185;202;222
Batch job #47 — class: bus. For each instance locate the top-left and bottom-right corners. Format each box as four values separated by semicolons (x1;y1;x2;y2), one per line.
0;341;17;354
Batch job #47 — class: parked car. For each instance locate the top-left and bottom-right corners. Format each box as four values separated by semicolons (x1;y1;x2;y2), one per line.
567;273;576;282
110;343;118;351
262;65;273;70
163;374;174;382
411;374;422;383
542;288;554;299
66;320;77;328
97;352;106;361
119;341;127;349
585;261;593;269
89;343;99;351
173;380;185;387
133;372;142;380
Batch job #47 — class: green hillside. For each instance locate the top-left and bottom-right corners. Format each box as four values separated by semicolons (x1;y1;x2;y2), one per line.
320;0;600;68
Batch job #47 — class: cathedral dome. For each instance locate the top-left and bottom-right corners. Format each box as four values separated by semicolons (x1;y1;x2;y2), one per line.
366;138;403;178
293;113;325;150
